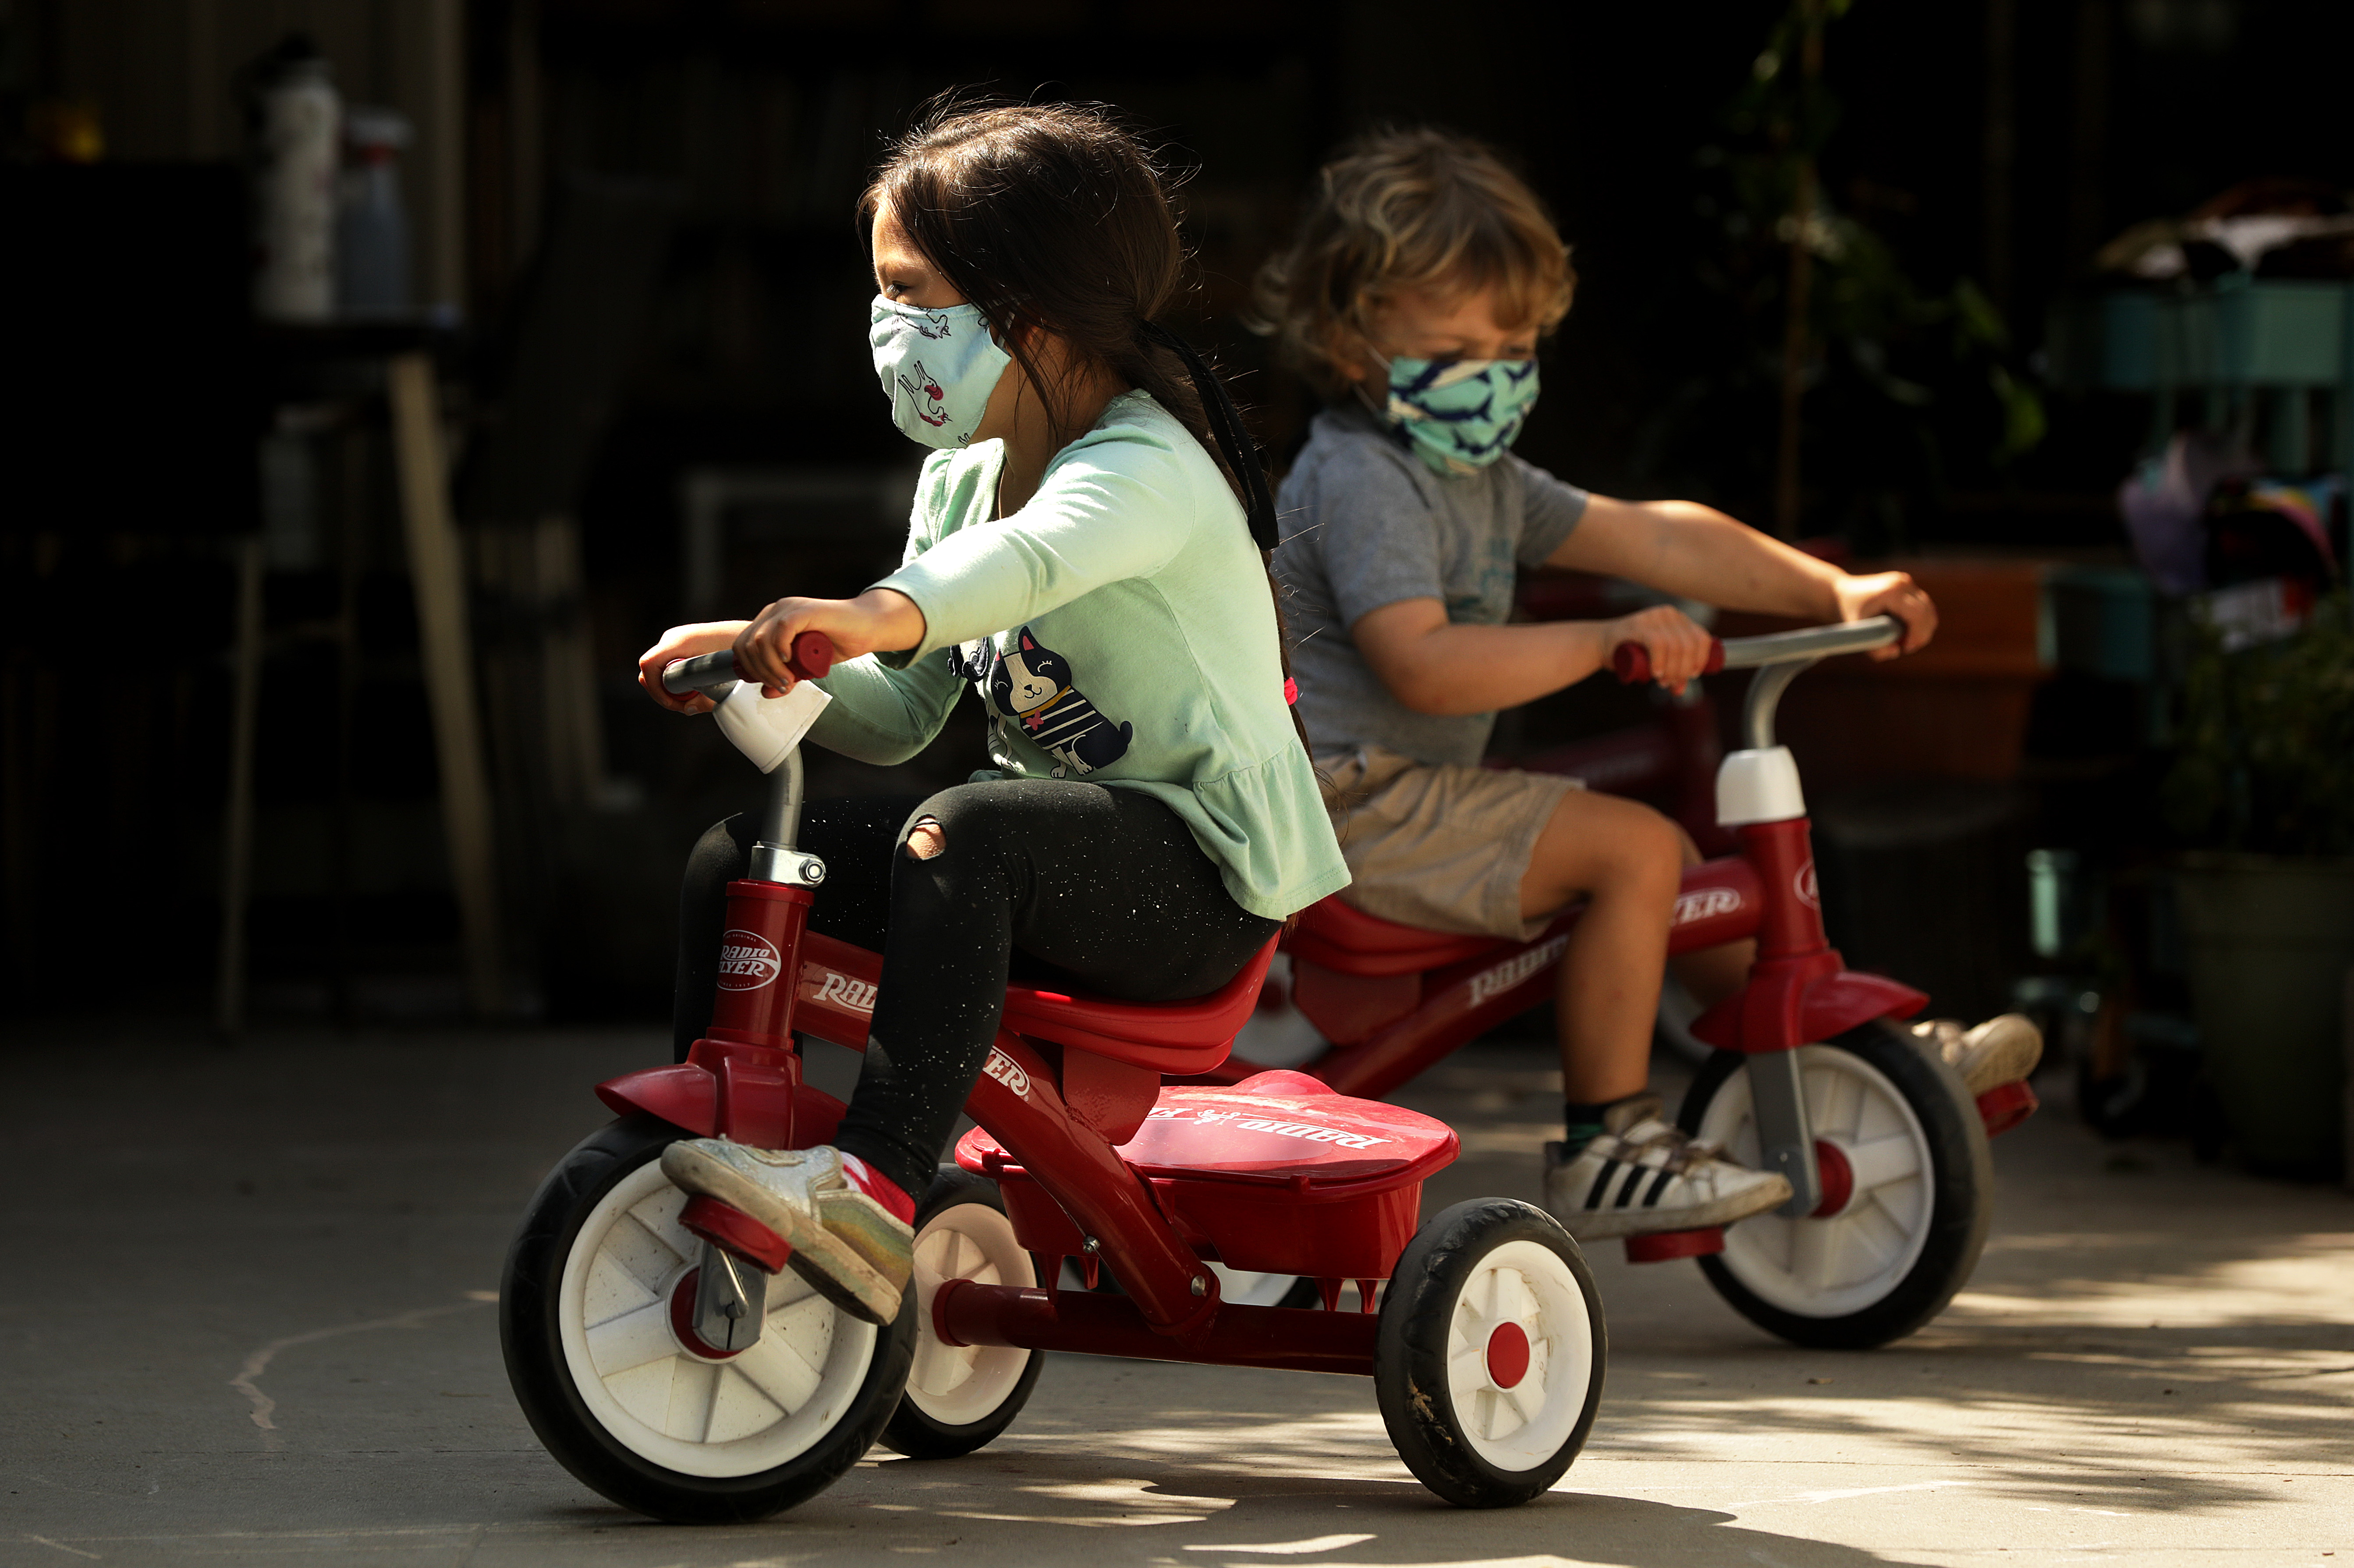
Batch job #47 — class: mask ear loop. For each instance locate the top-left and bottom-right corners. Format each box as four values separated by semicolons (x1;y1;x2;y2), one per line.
1345;326;1417;429
1139;320;1277;552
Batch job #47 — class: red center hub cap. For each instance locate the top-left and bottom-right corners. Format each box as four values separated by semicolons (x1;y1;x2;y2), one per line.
1485;1321;1532;1389
1810;1139;1856;1218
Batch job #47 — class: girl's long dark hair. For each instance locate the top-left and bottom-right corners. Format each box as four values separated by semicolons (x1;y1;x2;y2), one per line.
862;101;1311;759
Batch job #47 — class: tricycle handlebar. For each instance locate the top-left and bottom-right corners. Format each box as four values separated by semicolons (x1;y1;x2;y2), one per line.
1612;614;1904;686
661;632;838;697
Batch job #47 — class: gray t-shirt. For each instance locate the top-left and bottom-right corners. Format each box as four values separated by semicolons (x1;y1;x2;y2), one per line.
1274;402;1589;766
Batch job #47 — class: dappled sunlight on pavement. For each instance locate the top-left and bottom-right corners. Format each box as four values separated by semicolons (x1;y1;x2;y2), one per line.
2;1025;2348;1565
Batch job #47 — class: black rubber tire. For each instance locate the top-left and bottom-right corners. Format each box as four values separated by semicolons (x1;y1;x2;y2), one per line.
499;1115;917;1523
880;1167;1047;1460
1374;1198;1606;1508
1677;1018;1995;1350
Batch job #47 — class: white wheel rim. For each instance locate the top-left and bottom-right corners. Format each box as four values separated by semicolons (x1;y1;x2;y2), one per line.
1695;1044;1936;1318
906;1201;1036;1426
557;1157;879;1478
1441;1239;1593;1473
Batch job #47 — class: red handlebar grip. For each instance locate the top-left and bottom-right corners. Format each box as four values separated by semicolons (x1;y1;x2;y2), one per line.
787;631;837;682
1611;639;1726;685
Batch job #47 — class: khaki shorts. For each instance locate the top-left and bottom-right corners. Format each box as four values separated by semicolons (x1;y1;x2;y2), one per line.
1318;745;1584;942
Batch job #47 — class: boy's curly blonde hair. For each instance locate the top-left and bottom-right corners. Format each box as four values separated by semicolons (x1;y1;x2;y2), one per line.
1251;128;1575;401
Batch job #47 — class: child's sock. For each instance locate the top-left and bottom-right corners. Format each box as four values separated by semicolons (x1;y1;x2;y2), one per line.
1561;1100;1613;1158
837;1151;915;1224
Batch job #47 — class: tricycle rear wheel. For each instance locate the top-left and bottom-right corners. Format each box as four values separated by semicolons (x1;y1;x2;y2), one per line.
882;1168;1046;1459
1374;1198;1605;1508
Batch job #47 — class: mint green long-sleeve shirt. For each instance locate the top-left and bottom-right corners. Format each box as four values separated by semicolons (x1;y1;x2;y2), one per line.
806;390;1349;922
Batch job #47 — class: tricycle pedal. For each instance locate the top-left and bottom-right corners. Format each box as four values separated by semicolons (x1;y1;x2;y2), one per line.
680;1192;792;1272
1624;1226;1726;1264
1976;1078;2038;1136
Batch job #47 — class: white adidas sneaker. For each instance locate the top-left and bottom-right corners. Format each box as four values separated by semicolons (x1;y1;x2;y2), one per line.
1542;1094;1793;1241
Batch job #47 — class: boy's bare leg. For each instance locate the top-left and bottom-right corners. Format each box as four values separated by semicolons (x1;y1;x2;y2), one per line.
1518;790;1685;1103
1668;828;1756;1007
1523;791;1797;1236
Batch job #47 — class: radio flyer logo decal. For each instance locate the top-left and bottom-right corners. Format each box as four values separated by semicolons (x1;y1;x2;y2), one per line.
981;1048;1031;1099
1467;935;1571;1009
715;929;781;990
813;970;877;1014
1674;886;1741;925
1145;1105;1392;1150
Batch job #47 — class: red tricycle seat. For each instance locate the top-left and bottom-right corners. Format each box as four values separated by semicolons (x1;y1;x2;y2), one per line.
1287;895;1509;979
998;937;1278;1076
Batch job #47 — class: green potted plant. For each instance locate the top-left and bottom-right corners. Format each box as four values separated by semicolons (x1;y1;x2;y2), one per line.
2161;592;2354;1178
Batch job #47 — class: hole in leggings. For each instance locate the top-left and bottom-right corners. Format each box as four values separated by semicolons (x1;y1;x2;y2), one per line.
903;817;946;861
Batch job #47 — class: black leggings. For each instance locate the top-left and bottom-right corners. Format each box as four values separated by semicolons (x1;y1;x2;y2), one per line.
674;780;1280;1197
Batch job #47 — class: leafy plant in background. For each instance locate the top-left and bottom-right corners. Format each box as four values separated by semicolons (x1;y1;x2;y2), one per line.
2163;595;2354;857
1633;0;2043;547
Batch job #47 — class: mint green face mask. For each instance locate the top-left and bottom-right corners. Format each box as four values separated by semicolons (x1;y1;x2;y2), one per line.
870;297;1011;449
1383;356;1541;475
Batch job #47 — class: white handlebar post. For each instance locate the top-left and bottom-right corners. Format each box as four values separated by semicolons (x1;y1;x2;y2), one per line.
1722;614;1902;751
660;649;832;887
1713;614;1904;828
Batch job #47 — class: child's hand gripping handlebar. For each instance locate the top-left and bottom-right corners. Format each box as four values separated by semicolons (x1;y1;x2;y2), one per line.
1611;639;1726;686
1612;614;1907;684
662;632;837;699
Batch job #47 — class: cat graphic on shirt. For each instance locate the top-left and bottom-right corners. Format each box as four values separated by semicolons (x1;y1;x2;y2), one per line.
950;626;1132;777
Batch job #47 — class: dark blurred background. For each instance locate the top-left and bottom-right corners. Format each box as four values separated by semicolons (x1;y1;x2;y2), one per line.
4;0;2350;1167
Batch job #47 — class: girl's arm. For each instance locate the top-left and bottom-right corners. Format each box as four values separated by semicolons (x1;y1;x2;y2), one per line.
803;633;968;766
636;597;964;764
1546;496;1938;655
866;443;1191;663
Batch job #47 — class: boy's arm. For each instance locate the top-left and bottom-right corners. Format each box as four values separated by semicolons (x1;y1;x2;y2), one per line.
1545;496;1937;658
1352;597;1714;714
1351;493;1939;717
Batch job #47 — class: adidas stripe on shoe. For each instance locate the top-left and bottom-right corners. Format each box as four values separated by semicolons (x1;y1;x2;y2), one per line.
1541;1093;1792;1241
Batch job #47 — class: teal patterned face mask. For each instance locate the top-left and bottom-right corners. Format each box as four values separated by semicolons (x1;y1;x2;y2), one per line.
870;297;1012;449
1383;356;1540;475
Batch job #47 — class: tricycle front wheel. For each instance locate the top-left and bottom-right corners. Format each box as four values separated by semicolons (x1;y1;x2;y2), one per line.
500;1116;915;1522
1680;1020;1994;1349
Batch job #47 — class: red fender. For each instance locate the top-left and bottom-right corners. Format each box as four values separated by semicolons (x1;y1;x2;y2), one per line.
1691;961;1926;1053
596;1039;845;1149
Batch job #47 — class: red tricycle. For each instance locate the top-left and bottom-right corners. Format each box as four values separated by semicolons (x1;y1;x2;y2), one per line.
499;635;1607;1522
1219;614;2035;1350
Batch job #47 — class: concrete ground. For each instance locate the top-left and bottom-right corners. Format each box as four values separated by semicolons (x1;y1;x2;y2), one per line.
4;1020;2350;1568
